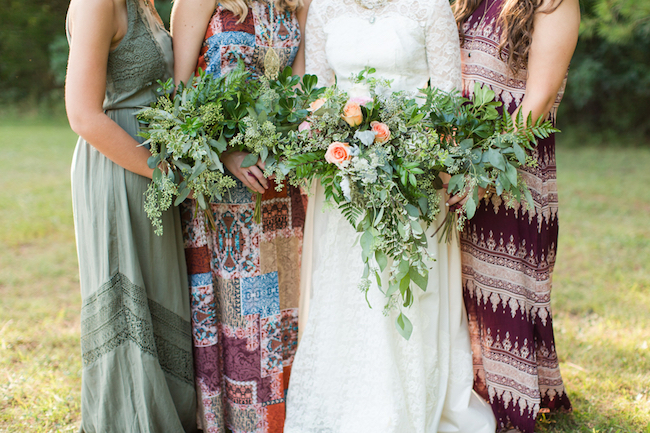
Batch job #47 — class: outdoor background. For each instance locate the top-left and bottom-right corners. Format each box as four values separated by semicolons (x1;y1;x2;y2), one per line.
0;0;649;431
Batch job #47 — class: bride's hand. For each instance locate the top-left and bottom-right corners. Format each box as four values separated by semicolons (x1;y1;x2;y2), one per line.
221;151;269;194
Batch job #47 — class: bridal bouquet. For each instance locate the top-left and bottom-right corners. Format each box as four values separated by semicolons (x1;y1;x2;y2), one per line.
275;69;446;338
137;62;323;234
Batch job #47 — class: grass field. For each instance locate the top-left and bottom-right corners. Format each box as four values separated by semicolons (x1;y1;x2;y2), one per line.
0;119;649;432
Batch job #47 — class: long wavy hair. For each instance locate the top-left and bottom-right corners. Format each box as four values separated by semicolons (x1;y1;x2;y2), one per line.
454;0;562;74
220;0;304;23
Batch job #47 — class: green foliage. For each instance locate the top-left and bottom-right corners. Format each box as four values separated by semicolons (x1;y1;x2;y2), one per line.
137;63;324;233
561;0;650;136
0;0;69;102
422;83;557;240
0;0;171;107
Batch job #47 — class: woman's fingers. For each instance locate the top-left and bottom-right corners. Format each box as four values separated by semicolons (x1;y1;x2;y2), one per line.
446;192;467;207
256;158;266;171
248;165;268;190
241;170;265;194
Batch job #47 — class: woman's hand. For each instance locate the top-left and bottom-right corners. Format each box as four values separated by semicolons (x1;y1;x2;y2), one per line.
447;185;487;208
221;151;269;194
439;172;486;208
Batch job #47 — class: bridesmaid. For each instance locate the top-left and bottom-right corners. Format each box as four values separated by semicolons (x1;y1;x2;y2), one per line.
65;0;197;431
450;0;580;431
170;0;308;431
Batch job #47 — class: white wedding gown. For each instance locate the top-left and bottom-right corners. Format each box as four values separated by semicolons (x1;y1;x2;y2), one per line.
285;0;497;432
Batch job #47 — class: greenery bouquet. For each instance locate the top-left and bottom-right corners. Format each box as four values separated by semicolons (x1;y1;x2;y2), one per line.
136;62;323;234
420;83;559;242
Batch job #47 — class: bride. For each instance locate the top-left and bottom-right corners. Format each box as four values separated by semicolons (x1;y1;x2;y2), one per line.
284;0;497;431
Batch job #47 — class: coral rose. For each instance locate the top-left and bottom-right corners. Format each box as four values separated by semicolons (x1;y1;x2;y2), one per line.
342;100;363;127
370;121;391;143
309;98;327;112
325;141;352;166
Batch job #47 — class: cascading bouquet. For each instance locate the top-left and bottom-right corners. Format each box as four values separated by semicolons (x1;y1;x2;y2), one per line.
136;62;323;234
271;69;447;339
420;84;559;241
272;69;557;339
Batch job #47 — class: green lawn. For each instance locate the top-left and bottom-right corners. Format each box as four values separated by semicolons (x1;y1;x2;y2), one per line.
0;120;649;432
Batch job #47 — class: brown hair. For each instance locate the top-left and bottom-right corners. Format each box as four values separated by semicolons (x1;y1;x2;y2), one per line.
220;0;304;23
454;0;562;74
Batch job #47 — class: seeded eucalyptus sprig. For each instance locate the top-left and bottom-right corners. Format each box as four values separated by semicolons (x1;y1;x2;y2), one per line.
137;62;253;234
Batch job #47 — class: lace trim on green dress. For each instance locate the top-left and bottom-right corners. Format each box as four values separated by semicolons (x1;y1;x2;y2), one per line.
107;0;167;95
80;272;194;385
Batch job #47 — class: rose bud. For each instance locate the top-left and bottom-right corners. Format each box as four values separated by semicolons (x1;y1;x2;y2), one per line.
309;98;327;112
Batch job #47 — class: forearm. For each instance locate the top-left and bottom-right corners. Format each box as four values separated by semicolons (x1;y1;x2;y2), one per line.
516;89;559;123
70;112;154;179
171;0;214;86
292;0;311;77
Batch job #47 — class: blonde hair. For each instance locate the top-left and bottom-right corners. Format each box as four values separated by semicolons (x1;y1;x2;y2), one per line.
220;0;304;23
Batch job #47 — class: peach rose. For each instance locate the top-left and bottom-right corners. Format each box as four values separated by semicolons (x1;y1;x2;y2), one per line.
342;100;363;127
325;141;352;166
309;98;327;112
370;121;391;143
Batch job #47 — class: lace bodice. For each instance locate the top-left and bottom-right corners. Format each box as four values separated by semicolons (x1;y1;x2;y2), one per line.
305;0;462;92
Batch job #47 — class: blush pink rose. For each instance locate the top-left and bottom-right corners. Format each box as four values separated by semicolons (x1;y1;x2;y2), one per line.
349;96;373;106
298;121;311;132
325;142;352;166
370;121;391;143
309;98;327;112
342;100;363;127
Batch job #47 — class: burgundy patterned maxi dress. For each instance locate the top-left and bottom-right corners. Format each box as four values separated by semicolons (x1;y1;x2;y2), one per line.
459;1;572;431
179;3;305;432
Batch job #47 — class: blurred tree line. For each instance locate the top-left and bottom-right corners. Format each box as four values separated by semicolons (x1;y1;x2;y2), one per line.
0;0;648;135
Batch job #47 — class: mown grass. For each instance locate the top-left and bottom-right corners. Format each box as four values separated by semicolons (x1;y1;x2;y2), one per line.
0;118;81;432
0;119;649;432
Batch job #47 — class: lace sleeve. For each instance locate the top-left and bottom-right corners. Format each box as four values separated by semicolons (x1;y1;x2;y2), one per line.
305;1;335;87
425;0;462;92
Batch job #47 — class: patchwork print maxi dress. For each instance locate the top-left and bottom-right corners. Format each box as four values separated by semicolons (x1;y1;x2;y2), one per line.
459;1;572;431
179;3;304;432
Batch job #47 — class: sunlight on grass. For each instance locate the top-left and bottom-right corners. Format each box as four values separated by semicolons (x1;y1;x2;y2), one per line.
0;120;82;431
0;121;649;432
544;142;650;432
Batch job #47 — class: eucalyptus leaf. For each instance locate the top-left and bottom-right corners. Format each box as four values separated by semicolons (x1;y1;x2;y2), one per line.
409;267;428;291
488;148;506;171
505;162;518;186
396;313;413;340
465;196;477;220
354;130;376;146
375;250;388;272
241;153;260;168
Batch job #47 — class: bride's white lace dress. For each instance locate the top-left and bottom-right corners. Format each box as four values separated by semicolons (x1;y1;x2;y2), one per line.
285;0;497;431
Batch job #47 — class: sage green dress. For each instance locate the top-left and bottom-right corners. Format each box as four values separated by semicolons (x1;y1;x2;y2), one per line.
68;0;197;431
